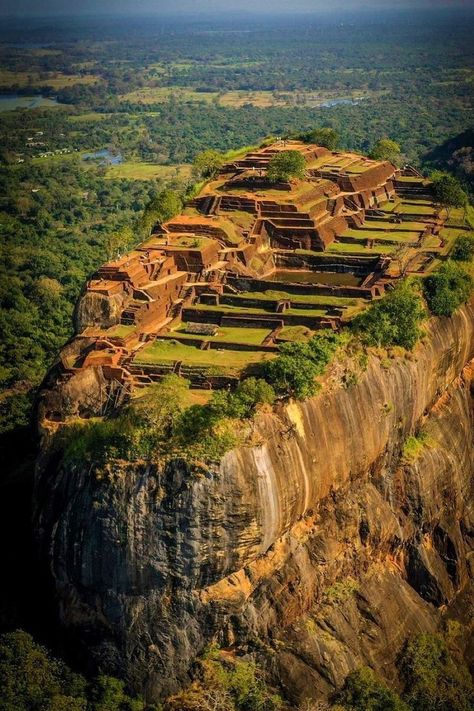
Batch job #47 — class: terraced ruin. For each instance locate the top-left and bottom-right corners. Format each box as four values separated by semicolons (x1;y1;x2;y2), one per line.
43;140;455;416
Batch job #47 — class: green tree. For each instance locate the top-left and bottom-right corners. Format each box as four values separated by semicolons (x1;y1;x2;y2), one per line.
267;150;306;183
431;173;468;219
399;633;474;711
141;189;183;235
370;138;402;165
192;149;225;179
264;333;340;399
264;345;321;399
90;675;146;711
229;377;276;418
299;127;339;150
452;233;474;261
336;667;409;711
225;661;282;711
105;226;135;260
0;630;87;711
165;657;282;711
423;260;473;316
352;280;425;349
132;374;190;436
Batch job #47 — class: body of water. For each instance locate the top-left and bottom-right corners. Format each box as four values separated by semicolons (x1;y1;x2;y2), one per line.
320;98;365;108
82;149;123;165
0;94;59;111
267;270;363;287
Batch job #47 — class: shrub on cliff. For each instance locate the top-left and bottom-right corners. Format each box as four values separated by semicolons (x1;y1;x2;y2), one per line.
263;332;341;399
131;374;190;440
335;667;409;711
423;261;473;317
90;675;150;711
267;150;306;183
58;376;275;467
352;280;425;350
226;377;276;418
59;375;191;464
104;227;135;261
0;629;87;711
174;377;275;462
398;633;474;711
174;402;239;463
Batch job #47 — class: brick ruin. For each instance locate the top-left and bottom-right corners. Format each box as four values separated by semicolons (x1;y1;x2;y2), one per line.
40;141;450;421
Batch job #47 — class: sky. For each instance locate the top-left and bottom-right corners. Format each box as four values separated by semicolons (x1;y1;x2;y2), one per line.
0;0;473;16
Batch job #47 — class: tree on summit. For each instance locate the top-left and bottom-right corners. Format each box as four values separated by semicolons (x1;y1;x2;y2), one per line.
431;172;468;219
299;127;339;150
370;138;402;166
267;150;306;183
140;189;183;235
192;149;225;179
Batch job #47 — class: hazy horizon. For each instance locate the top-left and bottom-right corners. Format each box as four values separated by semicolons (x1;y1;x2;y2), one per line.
1;0;473;17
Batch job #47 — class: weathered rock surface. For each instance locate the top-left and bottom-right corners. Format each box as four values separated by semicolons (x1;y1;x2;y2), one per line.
75;290;125;332
34;304;474;703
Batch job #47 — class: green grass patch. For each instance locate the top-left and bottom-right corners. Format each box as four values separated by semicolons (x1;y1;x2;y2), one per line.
188;303;273;315
68;112;111;122
222;144;259;160
277;325;314;341
444;206;469;225
238;290;359;306
173;324;271;345
364;220;426;231
439;226;467;252
105;324;135;338
324;577;359;603
378;200;400;213
133;339;274;370
105;162;192;181
341;228;421;243
345;161;374;174
0;69;101;88
327;242;396;255
398;204;437;216
222;209;255;230
31;152;79;165
396;175;429;184
287;306;328;317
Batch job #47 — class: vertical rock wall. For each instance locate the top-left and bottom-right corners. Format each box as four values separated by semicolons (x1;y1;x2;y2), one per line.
34;305;474;701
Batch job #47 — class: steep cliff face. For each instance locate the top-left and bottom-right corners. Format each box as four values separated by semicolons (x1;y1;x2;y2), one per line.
34;305;474;703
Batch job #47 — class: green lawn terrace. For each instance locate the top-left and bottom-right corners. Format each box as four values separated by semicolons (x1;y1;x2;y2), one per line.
129;338;275;389
126;277;368;388
322;186;445;268
377;197;439;219
339;227;424;247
